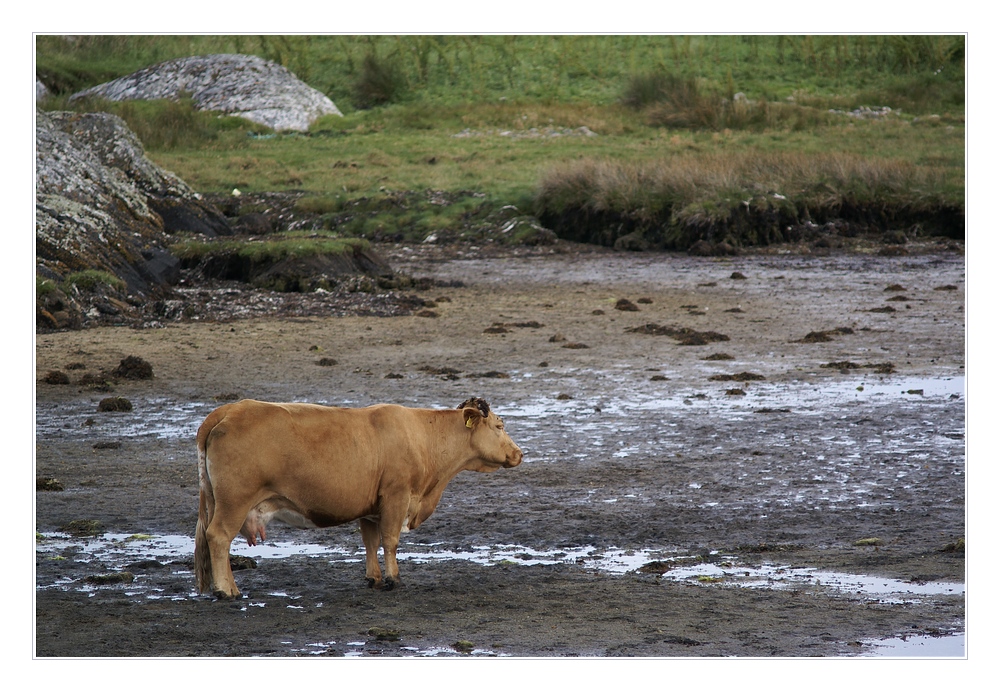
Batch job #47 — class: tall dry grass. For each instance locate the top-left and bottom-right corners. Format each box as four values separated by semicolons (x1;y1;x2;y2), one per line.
534;152;956;248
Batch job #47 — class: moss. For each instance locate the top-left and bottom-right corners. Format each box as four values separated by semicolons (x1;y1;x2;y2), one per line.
84;571;135;585
853;537;884;547
36;276;58;298
62;519;104;537
171;234;370;264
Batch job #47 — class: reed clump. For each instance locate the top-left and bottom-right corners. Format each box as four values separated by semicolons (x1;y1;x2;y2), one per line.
623;70;837;132
534;152;961;249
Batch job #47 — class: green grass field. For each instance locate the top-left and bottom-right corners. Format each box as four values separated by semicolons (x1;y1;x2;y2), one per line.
37;35;965;249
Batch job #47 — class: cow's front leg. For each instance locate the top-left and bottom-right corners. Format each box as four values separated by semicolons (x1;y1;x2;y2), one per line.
359;518;382;588
378;513;405;590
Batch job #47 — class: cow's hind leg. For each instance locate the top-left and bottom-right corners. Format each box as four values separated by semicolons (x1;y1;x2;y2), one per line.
204;512;245;598
359;518;383;588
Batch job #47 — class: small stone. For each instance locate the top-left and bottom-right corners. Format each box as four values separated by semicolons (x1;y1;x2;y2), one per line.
84;571;135;585
42;370;70;384
112;356;153;380
98;397;132;412
36;477;64;491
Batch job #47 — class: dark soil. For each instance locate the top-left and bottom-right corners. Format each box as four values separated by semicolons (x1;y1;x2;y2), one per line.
35;243;966;658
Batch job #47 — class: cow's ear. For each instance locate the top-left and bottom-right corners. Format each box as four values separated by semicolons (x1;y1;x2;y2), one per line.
463;407;481;429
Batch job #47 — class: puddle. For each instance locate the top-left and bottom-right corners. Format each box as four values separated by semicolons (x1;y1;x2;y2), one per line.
34;398;213;441
37;533;964;603
293;641;507;657
502;374;964;421
36;533;357;566
860;631;965;657
37;533;964;656
35;376;963;443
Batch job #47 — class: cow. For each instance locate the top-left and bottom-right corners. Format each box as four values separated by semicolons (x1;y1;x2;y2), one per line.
194;397;523;598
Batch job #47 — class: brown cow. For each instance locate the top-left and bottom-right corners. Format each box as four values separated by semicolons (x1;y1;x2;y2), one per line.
194;397;523;598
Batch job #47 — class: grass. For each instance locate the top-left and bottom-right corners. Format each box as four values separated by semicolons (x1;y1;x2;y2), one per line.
169;233;370;264
36;35;964;112
56;270;126;294
36;35;965;252
533;149;962;248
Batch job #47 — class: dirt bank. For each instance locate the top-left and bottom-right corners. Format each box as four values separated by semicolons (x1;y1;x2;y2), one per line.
35;244;966;657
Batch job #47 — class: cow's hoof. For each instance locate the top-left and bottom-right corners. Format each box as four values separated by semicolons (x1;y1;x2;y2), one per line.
382;578;398;591
366;578;380;589
212;588;241;600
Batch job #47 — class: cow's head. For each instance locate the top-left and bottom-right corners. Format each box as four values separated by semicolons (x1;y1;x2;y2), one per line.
458;398;523;471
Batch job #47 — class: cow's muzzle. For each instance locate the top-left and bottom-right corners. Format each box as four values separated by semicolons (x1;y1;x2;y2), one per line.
504;447;524;468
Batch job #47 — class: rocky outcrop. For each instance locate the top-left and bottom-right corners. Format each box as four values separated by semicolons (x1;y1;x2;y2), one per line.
36;109;232;329
70;54;342;132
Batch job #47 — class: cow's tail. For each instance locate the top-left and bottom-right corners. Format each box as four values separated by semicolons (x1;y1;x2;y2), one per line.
194;407;225;593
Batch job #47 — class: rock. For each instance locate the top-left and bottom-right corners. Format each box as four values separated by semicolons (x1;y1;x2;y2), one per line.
43;110;230;237
613;231;649;252
36;109;231;328
229;555;257;571
84;571;135;585
92;441;122;450
232;212;273;235
139;247;182;286
36;477;64;491
112;356;154;380
687;240;738;256
37;110;162;291
98;396;133;412
41;370;70;385
708;372;765;382
368;627;401;641
239;247;394;292
70;54;342;132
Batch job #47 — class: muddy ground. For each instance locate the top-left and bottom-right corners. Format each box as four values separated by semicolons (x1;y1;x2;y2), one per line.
34;243;966;658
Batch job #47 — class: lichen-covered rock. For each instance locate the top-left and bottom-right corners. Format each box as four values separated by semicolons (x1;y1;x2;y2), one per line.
36;110;165;292
35;109;231;329
70;54;342;132
42;111;230;237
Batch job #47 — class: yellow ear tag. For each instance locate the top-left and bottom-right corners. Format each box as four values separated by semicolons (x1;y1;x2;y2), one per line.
466;417;474;428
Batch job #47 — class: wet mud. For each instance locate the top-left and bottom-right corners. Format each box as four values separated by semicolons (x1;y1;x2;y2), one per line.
35;247;965;657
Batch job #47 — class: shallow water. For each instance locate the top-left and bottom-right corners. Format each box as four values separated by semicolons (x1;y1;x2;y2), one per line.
859;632;965;657
36;532;964;603
35;531;965;656
34;374;964;442
36;371;965;658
